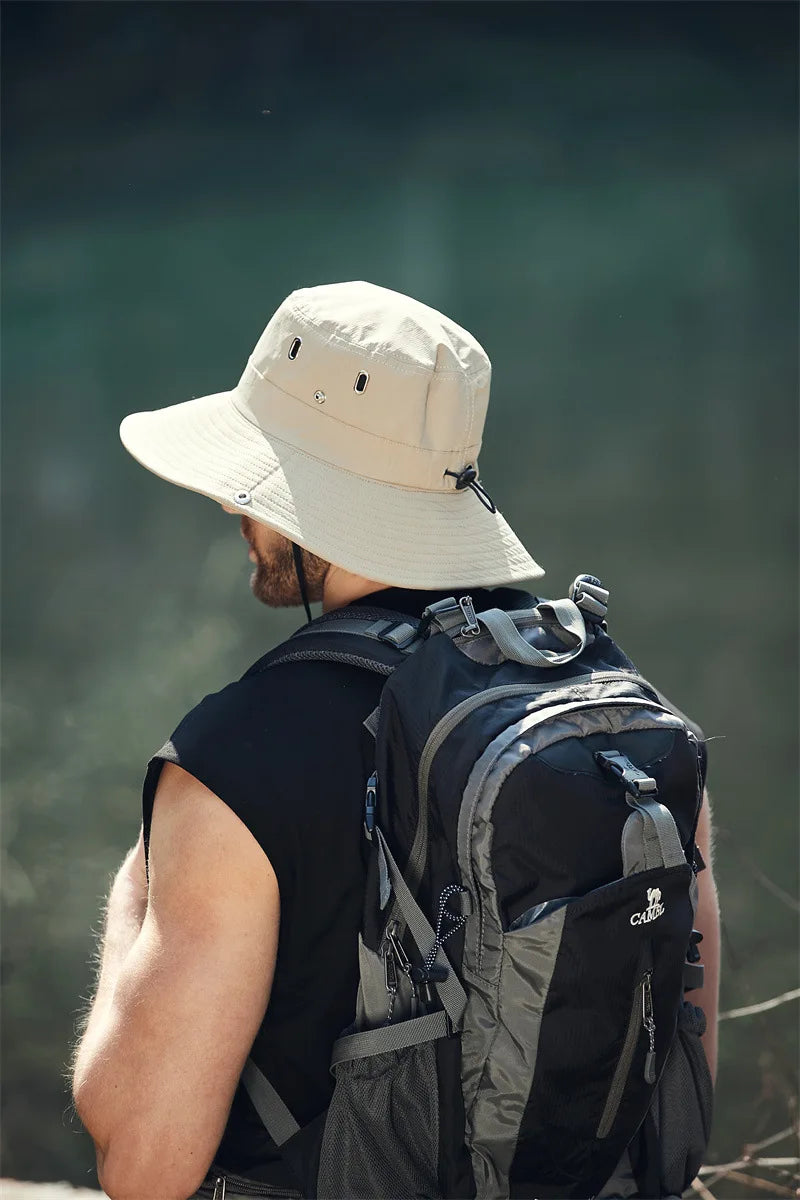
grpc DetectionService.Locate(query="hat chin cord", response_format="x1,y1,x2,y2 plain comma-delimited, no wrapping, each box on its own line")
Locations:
291,541,314,624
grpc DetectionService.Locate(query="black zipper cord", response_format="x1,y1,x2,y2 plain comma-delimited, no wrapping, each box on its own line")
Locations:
291,541,313,624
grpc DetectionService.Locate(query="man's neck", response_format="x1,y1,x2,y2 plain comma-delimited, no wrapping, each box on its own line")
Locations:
322,566,390,613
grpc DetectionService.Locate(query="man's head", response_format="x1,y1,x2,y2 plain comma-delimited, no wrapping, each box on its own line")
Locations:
121,281,544,602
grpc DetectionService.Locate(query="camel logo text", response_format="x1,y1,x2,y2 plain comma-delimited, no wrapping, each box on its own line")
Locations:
630,887,665,926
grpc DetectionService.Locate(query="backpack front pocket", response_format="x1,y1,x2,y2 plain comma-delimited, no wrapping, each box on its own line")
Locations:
468,863,695,1200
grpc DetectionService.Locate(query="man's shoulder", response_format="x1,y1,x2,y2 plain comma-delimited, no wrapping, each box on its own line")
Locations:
169,644,384,746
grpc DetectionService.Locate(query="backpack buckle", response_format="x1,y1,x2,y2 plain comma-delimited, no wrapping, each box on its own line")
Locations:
595,750,658,798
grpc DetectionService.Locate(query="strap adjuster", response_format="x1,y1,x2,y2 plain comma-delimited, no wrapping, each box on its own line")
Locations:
377,620,419,650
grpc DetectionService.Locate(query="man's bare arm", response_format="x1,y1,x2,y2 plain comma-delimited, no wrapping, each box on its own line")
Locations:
692,788,720,1082
72,763,280,1200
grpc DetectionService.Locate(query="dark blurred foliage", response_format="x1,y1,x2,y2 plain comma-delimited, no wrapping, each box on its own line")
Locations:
2,2,797,1191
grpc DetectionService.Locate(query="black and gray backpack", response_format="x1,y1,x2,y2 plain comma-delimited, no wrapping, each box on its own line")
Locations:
236,578,714,1200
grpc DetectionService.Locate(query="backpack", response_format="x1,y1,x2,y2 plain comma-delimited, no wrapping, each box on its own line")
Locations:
234,578,714,1200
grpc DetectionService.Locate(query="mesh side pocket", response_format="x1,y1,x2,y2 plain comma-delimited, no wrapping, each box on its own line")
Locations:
656,1001,714,1195
317,1039,441,1200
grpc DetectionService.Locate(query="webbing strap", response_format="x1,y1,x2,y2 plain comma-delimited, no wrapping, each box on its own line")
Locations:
240,1057,300,1147
291,615,420,651
476,599,587,668
624,795,686,872
330,1009,450,1068
375,827,468,1028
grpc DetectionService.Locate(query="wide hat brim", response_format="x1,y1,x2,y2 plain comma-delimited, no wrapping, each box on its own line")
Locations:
120,388,544,589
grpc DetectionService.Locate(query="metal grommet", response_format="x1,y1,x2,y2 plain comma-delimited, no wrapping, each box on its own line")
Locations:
234,490,252,505
314,390,326,404
354,371,369,394
288,337,302,360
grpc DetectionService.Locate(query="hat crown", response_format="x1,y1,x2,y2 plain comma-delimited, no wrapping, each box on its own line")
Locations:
234,281,491,492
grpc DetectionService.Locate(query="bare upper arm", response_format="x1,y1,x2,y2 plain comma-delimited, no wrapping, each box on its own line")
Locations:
695,785,714,871
99,762,280,1199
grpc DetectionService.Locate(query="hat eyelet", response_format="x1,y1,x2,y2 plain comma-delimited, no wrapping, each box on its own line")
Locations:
234,490,252,505
288,337,302,360
354,371,369,394
314,390,326,405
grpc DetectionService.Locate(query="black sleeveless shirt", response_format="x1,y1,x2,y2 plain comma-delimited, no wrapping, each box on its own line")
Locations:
141,587,529,1179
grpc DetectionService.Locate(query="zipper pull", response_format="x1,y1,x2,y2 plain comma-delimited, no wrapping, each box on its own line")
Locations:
458,595,480,637
364,772,378,838
642,971,657,1084
212,1178,226,1200
387,925,413,979
387,923,420,1017
382,928,398,1023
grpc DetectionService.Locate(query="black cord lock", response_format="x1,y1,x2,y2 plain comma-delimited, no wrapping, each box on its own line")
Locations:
443,465,497,513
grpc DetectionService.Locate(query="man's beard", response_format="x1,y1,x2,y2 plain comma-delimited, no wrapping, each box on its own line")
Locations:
242,518,328,608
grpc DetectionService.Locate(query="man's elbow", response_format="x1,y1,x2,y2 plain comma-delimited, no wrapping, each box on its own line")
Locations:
98,1138,209,1200
74,1085,207,1200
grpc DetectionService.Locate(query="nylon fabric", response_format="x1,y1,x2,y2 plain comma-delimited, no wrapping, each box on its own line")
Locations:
355,935,389,1030
457,700,684,983
464,908,567,1199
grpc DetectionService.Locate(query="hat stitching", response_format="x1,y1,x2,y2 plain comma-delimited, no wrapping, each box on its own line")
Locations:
187,396,488,500
248,436,492,501
235,369,482,460
286,299,491,379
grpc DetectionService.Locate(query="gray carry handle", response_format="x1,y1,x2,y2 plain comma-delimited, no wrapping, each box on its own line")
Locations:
476,598,588,668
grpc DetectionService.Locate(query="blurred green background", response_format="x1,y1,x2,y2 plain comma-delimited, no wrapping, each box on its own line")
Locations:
2,1,797,1192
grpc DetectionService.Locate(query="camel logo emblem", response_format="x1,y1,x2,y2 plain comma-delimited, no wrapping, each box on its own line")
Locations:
630,886,665,926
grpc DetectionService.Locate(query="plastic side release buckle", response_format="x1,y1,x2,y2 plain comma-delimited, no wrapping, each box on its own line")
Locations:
595,750,658,798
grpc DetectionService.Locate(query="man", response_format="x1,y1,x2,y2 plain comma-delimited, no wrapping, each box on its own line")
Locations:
72,282,719,1200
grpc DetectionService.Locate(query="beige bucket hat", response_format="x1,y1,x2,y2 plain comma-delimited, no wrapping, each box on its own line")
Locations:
120,281,544,588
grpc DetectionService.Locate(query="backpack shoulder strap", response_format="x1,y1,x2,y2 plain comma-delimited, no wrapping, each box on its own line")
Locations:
243,606,423,680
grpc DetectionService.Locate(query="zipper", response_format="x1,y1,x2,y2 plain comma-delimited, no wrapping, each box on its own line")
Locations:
596,949,656,1139
389,673,662,932
200,1172,301,1198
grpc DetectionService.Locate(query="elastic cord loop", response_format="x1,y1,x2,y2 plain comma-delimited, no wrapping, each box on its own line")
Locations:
443,466,497,514
291,542,313,624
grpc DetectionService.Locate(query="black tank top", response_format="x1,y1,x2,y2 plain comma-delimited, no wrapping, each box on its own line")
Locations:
141,587,529,1178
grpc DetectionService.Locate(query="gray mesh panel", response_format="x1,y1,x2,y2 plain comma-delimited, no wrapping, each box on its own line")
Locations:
317,1041,441,1199
655,1003,713,1195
